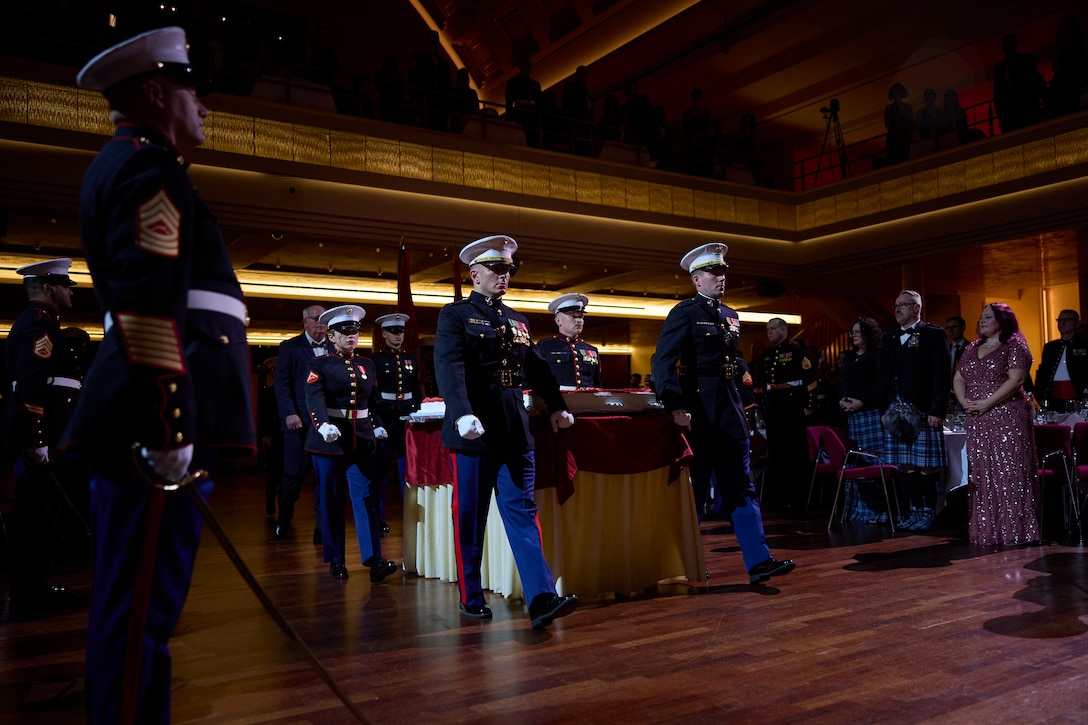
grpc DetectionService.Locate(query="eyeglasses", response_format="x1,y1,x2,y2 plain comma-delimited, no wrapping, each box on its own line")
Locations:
894,302,918,309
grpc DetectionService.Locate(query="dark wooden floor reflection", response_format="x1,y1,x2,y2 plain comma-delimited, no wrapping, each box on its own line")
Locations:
5,470,1088,724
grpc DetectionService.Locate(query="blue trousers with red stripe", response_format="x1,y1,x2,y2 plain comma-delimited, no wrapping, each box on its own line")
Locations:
84,461,213,725
451,449,557,607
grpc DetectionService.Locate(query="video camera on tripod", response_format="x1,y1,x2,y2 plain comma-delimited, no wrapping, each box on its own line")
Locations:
813,97,849,186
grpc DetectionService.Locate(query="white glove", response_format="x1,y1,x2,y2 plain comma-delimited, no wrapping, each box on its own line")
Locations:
373,426,389,440
550,410,575,432
23,446,49,464
141,444,194,482
456,414,485,439
318,422,341,443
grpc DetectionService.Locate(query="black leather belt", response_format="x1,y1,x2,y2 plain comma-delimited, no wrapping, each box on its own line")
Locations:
494,370,522,387
679,363,736,379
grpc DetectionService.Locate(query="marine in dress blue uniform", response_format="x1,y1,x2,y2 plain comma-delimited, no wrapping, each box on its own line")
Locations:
434,235,579,629
1034,310,1088,409
536,293,603,389
61,28,255,725
2,258,83,617
271,304,328,541
755,318,817,508
652,243,795,584
304,305,397,582
370,312,422,532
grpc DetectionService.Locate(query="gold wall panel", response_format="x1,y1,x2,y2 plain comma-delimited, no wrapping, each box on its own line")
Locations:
715,194,737,223
936,162,966,197
795,201,815,230
432,147,465,185
736,196,760,226
253,119,294,161
576,170,602,205
493,158,524,193
207,112,254,155
672,186,694,218
76,92,110,135
293,125,330,166
833,192,857,223
601,176,627,208
879,176,914,209
366,137,401,176
856,185,882,218
963,156,994,190
463,152,494,189
1055,127,1088,167
759,200,780,228
911,169,939,203
0,77,25,123
520,162,549,197
648,183,672,214
331,130,368,171
626,179,649,211
399,142,433,180
693,189,716,220
1023,138,1056,176
28,84,78,130
549,166,576,201
812,196,836,227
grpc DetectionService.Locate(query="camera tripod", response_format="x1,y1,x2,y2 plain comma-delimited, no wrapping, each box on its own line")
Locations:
813,99,850,187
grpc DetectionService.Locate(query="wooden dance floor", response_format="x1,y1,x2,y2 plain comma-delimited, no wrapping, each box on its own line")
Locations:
3,470,1088,724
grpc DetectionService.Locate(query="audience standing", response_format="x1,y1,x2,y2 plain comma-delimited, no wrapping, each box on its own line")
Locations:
884,82,915,164
874,290,951,531
1049,17,1088,118
1034,309,1088,410
954,303,1039,547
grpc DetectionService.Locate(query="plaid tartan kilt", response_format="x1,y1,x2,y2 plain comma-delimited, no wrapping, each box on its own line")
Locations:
881,408,946,469
847,409,883,454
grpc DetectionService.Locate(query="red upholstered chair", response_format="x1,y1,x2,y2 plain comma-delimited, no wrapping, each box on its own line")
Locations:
824,426,901,532
1070,422,1088,533
1034,423,1078,539
805,425,833,508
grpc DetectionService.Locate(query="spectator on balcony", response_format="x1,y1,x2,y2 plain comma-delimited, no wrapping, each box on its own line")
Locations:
937,89,970,143
562,65,596,157
505,57,543,147
308,25,338,87
884,82,915,164
682,88,715,177
620,77,655,150
1049,17,1087,118
993,34,1047,133
915,88,941,140
451,67,479,134
599,94,623,146
375,53,409,124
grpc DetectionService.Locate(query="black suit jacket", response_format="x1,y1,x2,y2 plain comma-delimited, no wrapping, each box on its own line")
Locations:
274,333,329,433
874,321,951,419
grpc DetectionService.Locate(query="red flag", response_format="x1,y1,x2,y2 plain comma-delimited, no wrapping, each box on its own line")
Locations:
397,239,432,394
452,256,463,301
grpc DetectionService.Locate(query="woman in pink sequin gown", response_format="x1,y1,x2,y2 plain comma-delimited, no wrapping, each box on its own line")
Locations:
953,303,1039,546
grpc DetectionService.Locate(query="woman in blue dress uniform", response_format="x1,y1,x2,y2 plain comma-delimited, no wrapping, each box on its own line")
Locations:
304,305,397,582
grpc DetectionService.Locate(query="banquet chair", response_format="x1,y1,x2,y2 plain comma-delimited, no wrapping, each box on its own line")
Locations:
1034,423,1078,541
824,426,901,532
1071,422,1088,535
805,425,832,508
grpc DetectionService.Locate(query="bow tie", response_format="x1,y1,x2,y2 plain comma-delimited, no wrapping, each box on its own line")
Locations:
310,341,325,348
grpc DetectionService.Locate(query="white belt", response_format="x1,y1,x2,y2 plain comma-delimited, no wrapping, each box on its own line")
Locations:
48,376,82,390
11,377,82,391
327,408,369,420
104,290,248,332
380,392,413,401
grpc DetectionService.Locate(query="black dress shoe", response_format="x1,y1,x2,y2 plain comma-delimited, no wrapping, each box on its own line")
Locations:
329,562,349,580
381,523,391,534
369,559,397,583
459,602,493,619
529,593,579,630
273,523,288,540
747,557,796,584
312,528,323,546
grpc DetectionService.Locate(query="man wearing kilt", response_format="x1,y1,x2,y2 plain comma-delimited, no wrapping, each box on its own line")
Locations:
873,290,951,531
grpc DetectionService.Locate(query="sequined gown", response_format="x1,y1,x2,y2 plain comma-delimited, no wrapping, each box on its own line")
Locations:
959,336,1039,546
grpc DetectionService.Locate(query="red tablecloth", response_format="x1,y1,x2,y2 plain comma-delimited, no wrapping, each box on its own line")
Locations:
405,414,692,504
